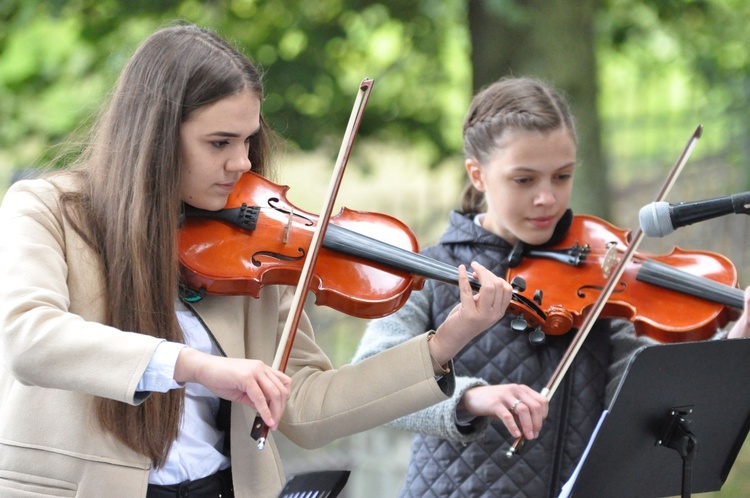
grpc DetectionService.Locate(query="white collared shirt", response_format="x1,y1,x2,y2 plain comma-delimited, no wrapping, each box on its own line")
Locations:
137,304,231,484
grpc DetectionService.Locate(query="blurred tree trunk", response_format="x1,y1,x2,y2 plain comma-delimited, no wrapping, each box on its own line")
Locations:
468,0,609,219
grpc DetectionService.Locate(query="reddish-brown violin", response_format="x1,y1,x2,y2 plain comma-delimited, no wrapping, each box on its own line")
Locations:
178,170,551,329
505,214,742,344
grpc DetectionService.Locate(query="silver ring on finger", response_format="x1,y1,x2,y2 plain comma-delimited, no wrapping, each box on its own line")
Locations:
510,399,521,414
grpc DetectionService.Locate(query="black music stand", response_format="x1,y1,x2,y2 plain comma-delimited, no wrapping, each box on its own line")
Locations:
277,470,350,497
563,337,750,498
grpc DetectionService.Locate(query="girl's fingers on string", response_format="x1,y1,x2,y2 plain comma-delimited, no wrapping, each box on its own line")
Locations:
470,261,513,317
456,264,473,308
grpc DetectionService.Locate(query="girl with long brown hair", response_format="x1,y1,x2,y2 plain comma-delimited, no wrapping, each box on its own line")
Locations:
0,24,514,498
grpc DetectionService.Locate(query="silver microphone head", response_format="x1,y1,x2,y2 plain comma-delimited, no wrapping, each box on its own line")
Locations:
638,201,674,237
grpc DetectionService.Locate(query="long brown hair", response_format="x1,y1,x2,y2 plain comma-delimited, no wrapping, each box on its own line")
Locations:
459,77,577,213
58,24,278,467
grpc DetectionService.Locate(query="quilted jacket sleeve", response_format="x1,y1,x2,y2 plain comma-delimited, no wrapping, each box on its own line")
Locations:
352,282,490,443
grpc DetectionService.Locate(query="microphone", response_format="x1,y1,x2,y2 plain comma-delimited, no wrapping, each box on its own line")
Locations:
639,191,750,237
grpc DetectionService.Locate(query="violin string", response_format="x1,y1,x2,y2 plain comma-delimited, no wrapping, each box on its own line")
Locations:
246,207,469,279
321,223,481,289
637,259,744,309
224,211,468,287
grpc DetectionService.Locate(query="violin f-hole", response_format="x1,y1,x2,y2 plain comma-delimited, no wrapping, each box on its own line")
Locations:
251,248,305,266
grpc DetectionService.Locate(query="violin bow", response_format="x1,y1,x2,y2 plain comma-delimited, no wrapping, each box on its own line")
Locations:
250,78,374,450
507,124,704,457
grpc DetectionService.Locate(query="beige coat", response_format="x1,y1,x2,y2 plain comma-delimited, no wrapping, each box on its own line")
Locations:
0,177,448,498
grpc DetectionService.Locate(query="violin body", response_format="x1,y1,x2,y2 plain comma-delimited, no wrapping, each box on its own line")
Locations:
507,215,739,343
179,172,424,318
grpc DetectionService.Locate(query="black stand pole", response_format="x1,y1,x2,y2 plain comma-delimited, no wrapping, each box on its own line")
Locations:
657,407,697,498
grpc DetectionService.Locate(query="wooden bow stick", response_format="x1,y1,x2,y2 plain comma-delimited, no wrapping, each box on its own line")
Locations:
250,78,374,449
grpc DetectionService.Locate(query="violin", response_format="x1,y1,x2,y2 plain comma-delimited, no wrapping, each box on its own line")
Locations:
506,214,742,344
178,170,552,331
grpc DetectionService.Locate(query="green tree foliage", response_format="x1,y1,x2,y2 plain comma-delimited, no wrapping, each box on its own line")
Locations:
2,1,747,170
0,0,471,174
466,0,607,217
599,0,750,174
0,0,177,170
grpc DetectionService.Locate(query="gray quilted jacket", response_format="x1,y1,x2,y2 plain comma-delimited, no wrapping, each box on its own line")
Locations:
353,210,655,497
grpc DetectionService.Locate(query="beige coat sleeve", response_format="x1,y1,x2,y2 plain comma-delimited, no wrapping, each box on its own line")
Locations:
195,280,453,451
0,179,161,405
272,285,451,449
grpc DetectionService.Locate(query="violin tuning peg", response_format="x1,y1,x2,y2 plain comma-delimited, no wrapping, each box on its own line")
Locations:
511,276,527,293
528,326,546,346
511,317,528,332
533,289,543,305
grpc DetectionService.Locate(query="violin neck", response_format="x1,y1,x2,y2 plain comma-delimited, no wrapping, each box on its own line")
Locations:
323,224,481,291
636,259,744,310
182,204,481,290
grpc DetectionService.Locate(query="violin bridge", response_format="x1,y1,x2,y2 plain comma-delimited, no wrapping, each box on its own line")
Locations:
601,242,618,278
283,207,294,244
